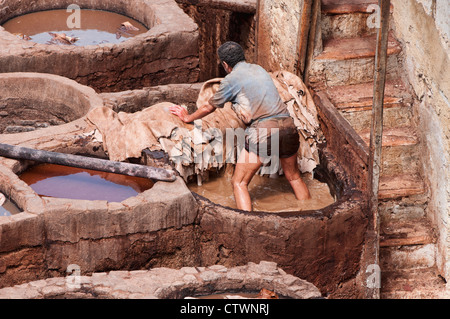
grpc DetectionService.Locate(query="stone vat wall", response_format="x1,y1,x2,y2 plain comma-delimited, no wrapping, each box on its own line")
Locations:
0,0,200,92
311,90,372,298
256,0,302,73
0,261,322,299
100,82,204,114
313,91,369,192
194,146,367,298
0,73,103,134
0,165,199,288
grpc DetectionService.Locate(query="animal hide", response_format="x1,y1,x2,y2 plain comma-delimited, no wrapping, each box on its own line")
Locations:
86,71,323,181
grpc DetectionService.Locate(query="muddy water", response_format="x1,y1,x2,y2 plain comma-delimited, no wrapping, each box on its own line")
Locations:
189,173,336,212
19,163,154,202
2,9,148,46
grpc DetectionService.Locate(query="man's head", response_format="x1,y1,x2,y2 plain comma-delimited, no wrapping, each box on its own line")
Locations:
218,41,246,71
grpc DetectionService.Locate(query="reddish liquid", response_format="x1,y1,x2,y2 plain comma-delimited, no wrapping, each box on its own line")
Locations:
19,163,153,202
2,9,148,46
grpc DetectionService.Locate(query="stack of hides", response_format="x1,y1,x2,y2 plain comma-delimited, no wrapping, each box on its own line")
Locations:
86,71,323,181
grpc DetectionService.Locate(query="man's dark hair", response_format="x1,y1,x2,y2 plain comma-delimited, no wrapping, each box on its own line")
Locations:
218,41,246,68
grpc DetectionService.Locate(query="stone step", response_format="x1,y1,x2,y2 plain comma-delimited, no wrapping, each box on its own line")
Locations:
308,35,401,87
378,174,426,200
321,11,378,41
314,33,401,61
378,192,428,226
380,218,436,248
380,267,446,299
309,54,401,87
381,144,421,176
325,80,412,112
359,127,418,147
359,127,421,176
341,105,413,133
380,243,436,271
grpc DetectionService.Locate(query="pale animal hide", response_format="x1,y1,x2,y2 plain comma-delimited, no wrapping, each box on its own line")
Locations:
86,71,323,181
270,70,324,173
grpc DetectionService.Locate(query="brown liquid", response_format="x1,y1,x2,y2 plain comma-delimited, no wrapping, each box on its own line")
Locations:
2,9,148,46
19,163,154,202
189,173,335,212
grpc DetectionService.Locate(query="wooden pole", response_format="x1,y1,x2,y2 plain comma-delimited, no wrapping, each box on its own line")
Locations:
303,0,321,84
0,143,177,182
365,0,391,299
296,0,313,77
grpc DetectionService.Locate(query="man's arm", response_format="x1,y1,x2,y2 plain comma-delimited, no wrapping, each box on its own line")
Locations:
169,103,216,123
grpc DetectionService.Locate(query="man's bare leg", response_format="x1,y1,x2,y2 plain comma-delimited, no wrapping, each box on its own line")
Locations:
280,154,311,200
231,149,262,211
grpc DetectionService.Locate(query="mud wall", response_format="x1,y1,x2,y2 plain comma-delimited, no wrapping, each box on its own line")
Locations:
256,0,302,73
390,0,450,281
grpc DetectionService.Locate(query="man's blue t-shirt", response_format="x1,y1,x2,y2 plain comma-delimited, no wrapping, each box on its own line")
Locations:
209,61,289,124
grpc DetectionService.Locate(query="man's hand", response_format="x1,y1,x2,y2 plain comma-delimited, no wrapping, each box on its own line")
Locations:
170,103,216,123
169,105,191,123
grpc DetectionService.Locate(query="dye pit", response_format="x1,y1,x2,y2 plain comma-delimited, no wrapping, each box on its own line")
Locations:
19,163,154,202
188,172,335,212
2,9,148,46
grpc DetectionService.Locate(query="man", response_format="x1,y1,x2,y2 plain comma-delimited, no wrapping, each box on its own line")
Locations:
170,41,310,211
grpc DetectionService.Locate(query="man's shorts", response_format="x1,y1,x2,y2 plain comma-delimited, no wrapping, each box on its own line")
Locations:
244,116,300,159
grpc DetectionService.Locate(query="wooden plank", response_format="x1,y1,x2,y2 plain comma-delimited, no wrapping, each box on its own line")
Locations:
325,80,410,109
314,33,401,61
380,235,435,247
378,174,425,199
359,127,418,147
380,218,436,246
176,0,257,13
